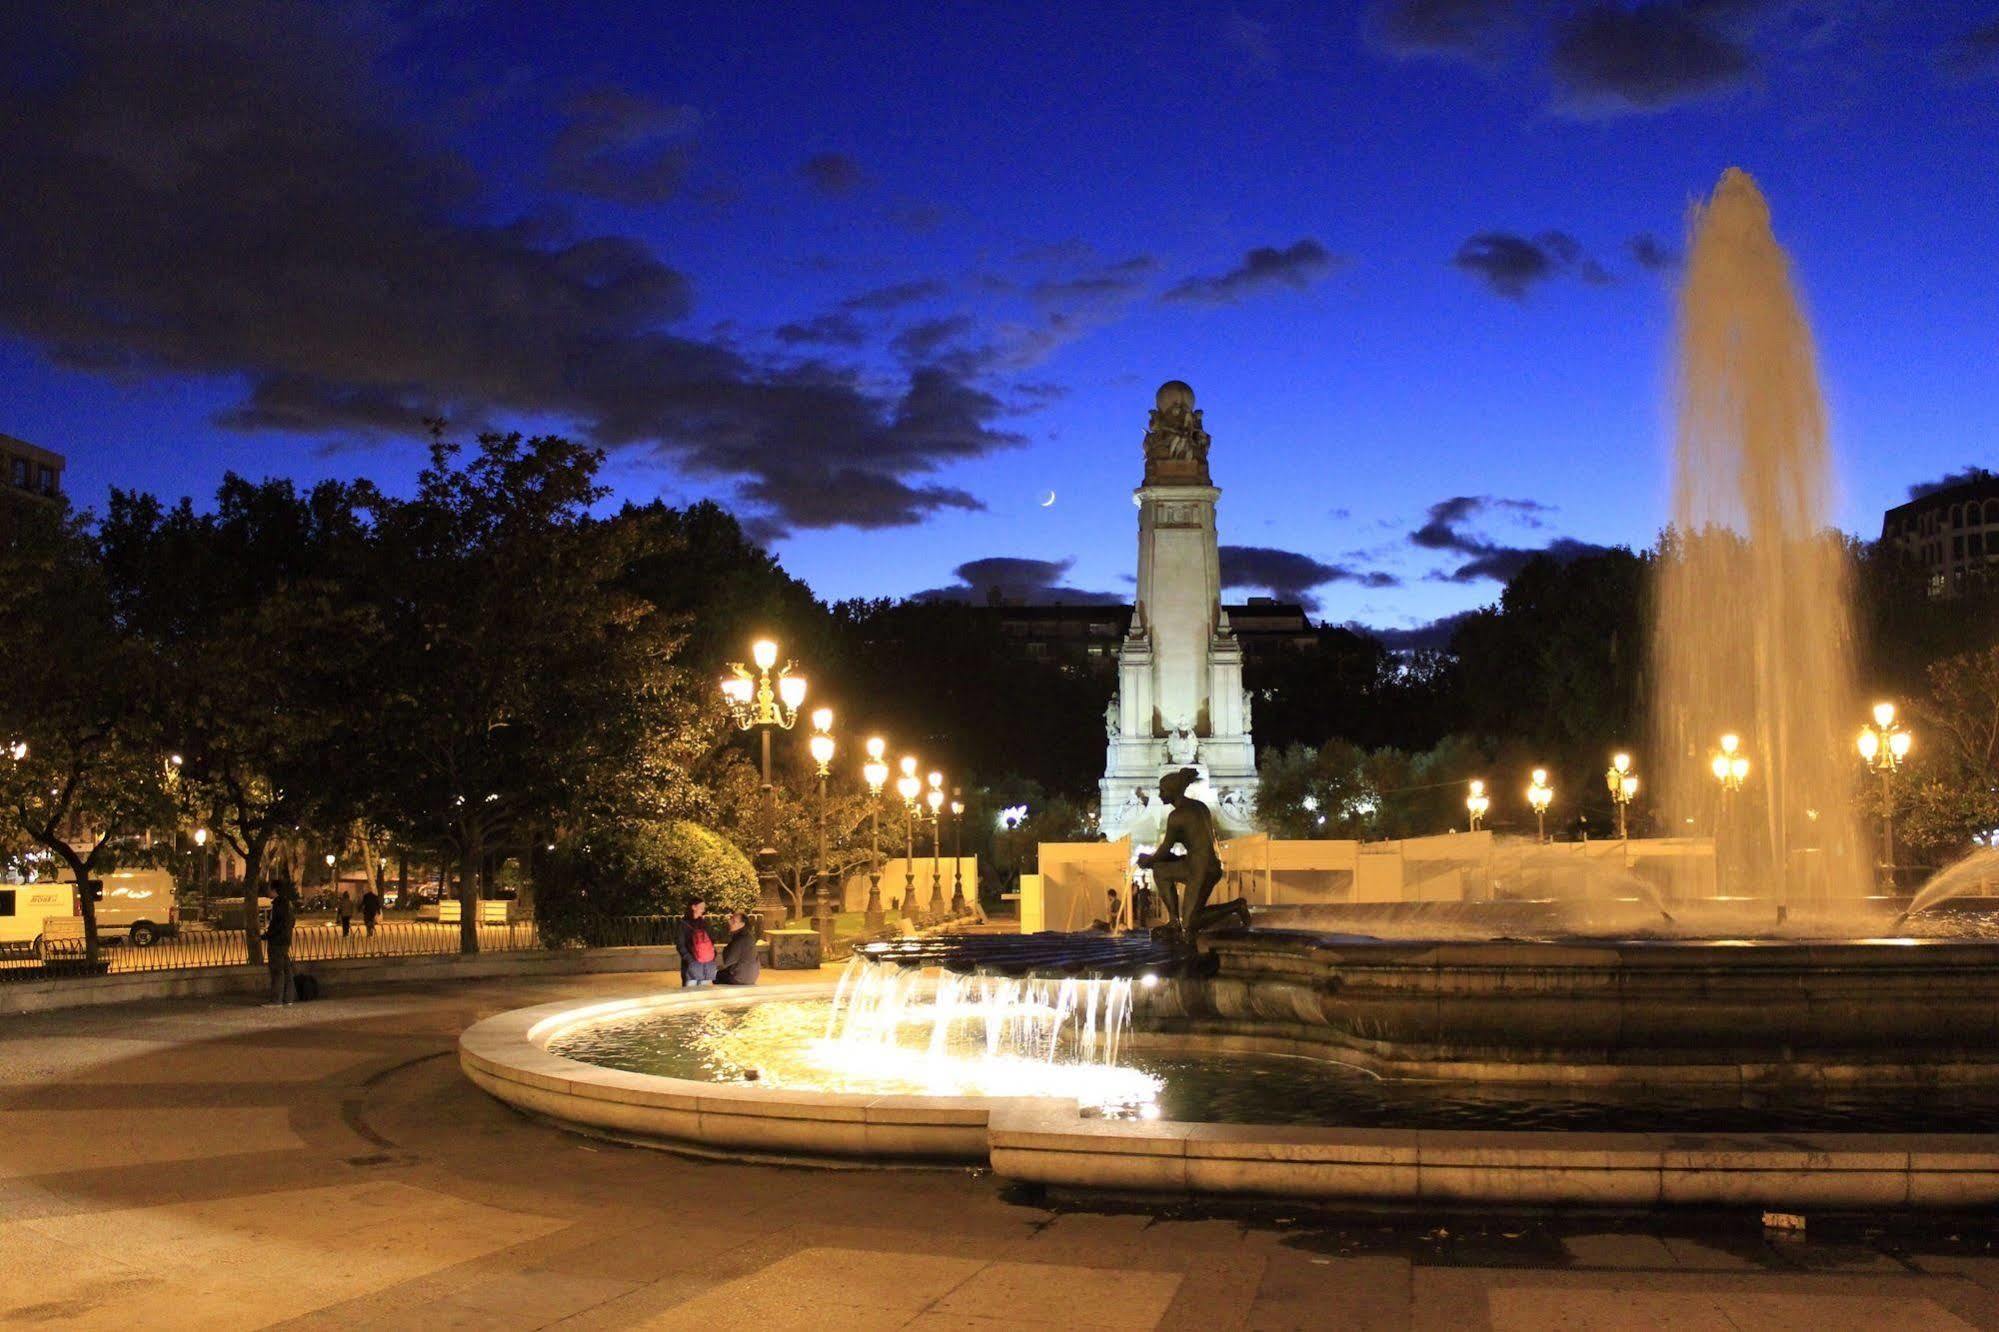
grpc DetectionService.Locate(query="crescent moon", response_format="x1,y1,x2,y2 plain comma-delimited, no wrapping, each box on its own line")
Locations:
1040,490,1057,507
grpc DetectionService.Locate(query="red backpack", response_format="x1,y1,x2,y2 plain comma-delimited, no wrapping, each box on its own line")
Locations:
690,924,715,963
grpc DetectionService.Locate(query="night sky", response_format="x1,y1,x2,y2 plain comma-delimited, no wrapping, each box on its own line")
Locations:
3,2,1996,643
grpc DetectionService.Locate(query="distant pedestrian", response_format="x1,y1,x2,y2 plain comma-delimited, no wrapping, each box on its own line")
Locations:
263,878,297,1005
677,898,718,988
336,888,354,937
360,888,381,936
716,911,760,986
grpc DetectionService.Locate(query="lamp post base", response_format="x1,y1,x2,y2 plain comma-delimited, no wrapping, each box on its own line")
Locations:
864,873,884,933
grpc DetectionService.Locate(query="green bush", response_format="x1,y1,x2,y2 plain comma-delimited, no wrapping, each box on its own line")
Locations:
535,818,757,945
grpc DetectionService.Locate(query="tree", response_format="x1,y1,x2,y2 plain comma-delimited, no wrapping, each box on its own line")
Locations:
368,430,704,952
99,477,383,961
0,500,171,957
1894,645,1999,862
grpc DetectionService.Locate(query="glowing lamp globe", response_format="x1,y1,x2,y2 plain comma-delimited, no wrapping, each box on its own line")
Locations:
752,639,778,671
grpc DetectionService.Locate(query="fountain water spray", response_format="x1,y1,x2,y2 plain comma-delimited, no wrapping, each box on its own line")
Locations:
1652,168,1869,905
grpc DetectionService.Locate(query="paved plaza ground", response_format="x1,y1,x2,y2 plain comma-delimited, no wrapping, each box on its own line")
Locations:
4,968,1998,1330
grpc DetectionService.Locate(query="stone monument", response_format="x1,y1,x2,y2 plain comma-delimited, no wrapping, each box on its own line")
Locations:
1099,381,1259,839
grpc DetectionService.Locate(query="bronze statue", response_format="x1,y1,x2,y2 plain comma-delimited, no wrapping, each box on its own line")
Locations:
1134,767,1250,946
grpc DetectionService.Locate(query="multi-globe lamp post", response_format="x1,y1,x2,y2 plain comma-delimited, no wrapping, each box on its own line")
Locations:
1465,780,1489,832
950,796,966,916
807,707,836,947
1526,769,1554,843
1606,753,1638,841
896,756,921,918
862,737,889,930
1857,701,1913,890
721,637,808,922
1710,733,1750,894
926,772,945,917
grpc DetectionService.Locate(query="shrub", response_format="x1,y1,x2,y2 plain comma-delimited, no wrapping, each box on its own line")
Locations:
536,818,758,945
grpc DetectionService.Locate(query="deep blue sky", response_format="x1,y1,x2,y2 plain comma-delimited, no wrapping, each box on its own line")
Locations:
3,2,1996,640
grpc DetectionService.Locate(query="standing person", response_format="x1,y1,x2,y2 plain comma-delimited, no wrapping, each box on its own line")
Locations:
716,911,760,986
336,888,354,937
360,887,382,937
676,899,718,988
262,878,297,1005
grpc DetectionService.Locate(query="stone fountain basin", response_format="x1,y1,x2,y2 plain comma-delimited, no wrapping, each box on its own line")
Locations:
1149,930,1999,1085
460,981,1999,1209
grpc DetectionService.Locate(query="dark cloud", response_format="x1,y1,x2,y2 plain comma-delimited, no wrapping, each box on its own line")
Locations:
839,279,948,312
547,87,698,204
773,311,867,347
890,316,976,362
916,556,1124,605
1410,495,1552,552
1219,544,1399,612
1408,496,1602,582
1436,536,1610,583
1908,466,1998,501
1452,230,1610,298
1031,256,1158,306
1941,18,1999,81
1162,239,1345,305
1361,609,1482,652
799,151,866,195
1550,3,1762,114
1367,0,1520,64
1627,232,1681,271
888,200,948,233
0,7,1016,536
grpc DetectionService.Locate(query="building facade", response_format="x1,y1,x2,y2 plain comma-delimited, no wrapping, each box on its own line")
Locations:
1880,471,1999,598
0,433,64,504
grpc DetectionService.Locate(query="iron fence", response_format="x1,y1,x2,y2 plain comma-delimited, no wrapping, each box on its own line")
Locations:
0,914,683,983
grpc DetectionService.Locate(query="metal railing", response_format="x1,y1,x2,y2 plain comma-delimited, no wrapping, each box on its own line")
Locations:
0,914,681,983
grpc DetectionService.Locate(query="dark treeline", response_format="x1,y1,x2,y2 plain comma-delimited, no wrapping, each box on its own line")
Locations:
1250,541,1999,863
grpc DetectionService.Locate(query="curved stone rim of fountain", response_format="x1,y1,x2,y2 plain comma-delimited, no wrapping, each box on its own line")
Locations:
459,982,1999,1209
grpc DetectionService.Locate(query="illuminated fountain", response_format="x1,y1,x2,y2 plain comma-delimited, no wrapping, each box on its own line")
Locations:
461,169,1999,1207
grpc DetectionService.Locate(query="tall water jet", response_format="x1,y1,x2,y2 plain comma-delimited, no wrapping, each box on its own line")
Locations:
1652,168,1870,903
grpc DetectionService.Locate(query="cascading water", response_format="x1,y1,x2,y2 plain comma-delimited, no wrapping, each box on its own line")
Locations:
676,956,1161,1110
1652,168,1871,904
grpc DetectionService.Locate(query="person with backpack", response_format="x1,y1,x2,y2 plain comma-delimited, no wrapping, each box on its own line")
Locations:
262,877,297,1005
677,898,718,987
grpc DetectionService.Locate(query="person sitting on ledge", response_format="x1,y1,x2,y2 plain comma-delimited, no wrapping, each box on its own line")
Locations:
716,911,760,985
1134,767,1251,944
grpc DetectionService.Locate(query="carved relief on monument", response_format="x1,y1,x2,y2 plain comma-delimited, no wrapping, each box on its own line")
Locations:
1142,380,1212,485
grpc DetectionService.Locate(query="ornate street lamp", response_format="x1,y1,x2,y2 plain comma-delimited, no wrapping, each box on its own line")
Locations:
807,707,836,946
1526,769,1554,843
925,772,945,918
949,796,967,916
862,737,889,930
1466,779,1489,832
1710,733,1749,793
193,827,209,919
1858,701,1913,890
896,756,921,918
1710,733,1750,894
1606,752,1638,841
721,638,807,922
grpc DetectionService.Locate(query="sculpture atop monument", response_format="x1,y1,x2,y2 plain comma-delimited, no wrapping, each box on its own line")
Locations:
1100,380,1259,840
1142,380,1212,485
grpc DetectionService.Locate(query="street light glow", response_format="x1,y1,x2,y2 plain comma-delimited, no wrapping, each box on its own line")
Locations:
752,639,778,671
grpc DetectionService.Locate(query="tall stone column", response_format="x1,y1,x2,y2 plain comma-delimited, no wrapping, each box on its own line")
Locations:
1100,382,1260,840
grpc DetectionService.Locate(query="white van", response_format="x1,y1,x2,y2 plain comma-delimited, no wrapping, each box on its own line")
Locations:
0,883,78,958
0,870,181,953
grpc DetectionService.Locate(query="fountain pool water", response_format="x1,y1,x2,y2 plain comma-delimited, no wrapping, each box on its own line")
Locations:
538,955,1999,1133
